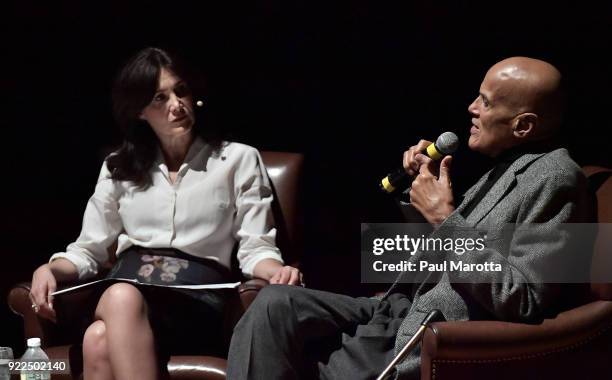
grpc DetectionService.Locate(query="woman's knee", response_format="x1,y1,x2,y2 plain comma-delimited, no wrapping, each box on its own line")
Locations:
83,320,108,362
97,283,146,317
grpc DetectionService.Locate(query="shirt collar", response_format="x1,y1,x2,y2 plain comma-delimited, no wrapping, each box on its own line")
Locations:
183,137,207,165
155,137,209,176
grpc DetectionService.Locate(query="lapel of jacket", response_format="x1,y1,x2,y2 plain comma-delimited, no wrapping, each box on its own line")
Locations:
454,168,492,216
462,152,547,225
383,151,549,299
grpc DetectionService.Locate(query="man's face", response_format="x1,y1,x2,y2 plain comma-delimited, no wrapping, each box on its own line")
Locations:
467,68,520,157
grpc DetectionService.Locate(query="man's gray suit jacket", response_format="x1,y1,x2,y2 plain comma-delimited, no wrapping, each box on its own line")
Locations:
385,148,594,379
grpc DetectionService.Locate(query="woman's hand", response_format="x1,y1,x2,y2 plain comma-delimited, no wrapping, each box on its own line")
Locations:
253,258,304,286
29,258,79,323
269,265,303,286
30,264,58,322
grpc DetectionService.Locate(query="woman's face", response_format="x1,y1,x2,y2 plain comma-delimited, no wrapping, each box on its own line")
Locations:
139,67,195,139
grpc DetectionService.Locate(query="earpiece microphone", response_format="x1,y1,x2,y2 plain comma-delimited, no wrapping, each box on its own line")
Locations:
380,131,459,195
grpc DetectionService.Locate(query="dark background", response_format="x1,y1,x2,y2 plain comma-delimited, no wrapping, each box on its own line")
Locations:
1,0,611,353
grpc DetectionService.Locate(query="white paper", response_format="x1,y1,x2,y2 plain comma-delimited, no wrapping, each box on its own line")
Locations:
51,278,241,296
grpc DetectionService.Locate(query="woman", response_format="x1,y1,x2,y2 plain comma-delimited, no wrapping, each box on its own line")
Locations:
29,47,302,380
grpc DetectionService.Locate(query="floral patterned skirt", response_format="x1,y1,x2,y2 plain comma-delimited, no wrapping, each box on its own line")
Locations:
107,246,232,286
103,246,236,357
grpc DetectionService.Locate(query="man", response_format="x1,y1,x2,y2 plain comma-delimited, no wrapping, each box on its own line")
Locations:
226,57,594,379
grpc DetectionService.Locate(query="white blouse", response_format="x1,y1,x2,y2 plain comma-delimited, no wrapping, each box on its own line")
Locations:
50,138,284,280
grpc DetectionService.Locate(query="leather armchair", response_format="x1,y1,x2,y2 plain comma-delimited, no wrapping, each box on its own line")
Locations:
8,151,304,380
419,166,612,380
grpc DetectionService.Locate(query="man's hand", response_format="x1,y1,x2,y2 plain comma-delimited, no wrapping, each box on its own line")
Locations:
409,154,455,225
403,139,433,176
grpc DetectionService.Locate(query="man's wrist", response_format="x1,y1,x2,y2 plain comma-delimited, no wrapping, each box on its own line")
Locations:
435,204,455,225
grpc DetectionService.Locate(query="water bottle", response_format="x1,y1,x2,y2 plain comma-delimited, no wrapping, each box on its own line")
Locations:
20,338,50,380
0,347,13,380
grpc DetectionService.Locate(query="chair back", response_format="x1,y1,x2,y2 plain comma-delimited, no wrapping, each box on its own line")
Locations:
260,151,304,267
584,166,612,300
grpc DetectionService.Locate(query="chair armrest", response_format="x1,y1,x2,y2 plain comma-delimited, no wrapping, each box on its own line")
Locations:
224,279,268,330
423,300,612,359
420,301,612,380
8,281,99,347
167,356,227,380
238,278,268,309
8,282,48,342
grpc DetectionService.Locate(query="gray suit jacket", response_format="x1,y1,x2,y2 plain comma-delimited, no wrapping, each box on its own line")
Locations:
386,148,594,379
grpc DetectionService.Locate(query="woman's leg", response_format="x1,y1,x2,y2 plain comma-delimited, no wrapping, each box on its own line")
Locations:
83,320,114,380
93,283,160,380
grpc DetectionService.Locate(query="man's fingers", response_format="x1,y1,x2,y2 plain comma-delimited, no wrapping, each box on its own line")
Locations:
439,156,453,184
403,150,416,176
416,154,433,175
409,151,419,174
415,153,431,165
404,140,434,176
413,140,434,172
405,147,420,176
415,140,433,153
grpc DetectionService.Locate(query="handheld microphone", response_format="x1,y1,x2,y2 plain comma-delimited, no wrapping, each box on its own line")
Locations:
380,131,459,195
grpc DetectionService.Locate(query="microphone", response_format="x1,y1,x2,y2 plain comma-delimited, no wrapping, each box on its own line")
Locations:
380,131,459,195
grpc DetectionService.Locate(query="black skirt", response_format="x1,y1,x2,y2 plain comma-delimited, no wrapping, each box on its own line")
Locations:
59,246,237,361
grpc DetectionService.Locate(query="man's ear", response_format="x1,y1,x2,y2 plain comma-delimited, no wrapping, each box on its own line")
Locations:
138,112,146,120
513,113,538,139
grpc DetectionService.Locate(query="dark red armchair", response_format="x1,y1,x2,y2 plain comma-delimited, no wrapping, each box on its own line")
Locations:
419,166,612,379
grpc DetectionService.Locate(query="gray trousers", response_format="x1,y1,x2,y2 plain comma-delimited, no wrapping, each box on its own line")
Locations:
227,285,413,380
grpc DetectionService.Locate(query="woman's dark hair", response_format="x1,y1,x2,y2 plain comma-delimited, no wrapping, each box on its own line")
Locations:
107,47,222,187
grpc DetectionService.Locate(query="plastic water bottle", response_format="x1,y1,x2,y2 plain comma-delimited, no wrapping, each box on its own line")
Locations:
0,347,13,380
20,338,50,380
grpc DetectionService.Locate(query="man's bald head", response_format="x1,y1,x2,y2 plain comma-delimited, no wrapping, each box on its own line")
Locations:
468,57,565,157
486,57,564,137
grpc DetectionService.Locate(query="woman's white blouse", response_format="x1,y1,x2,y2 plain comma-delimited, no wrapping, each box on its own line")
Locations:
50,139,284,280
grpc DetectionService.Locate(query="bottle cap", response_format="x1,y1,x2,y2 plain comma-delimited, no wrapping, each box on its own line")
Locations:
27,338,41,347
